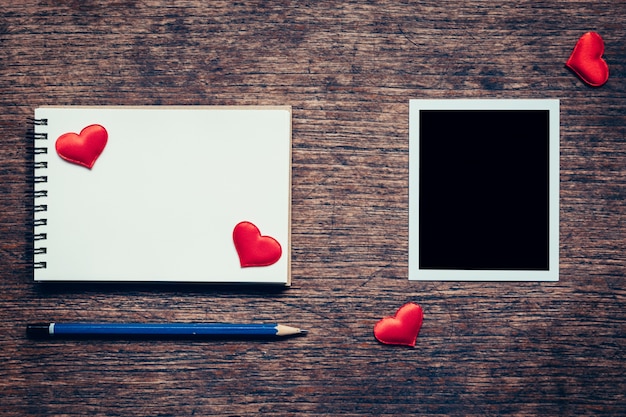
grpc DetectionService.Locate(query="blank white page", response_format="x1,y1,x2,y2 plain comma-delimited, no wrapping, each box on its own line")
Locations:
34,106,291,284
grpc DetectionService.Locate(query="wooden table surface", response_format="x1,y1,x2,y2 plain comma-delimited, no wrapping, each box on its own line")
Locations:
1,1,625,416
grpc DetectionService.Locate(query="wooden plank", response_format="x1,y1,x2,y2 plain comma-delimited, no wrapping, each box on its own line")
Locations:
0,0,625,415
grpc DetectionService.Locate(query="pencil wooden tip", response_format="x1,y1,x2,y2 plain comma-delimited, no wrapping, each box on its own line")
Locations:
276,324,307,336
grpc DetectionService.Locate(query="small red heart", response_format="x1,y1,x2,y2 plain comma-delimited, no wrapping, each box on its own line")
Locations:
55,124,108,169
233,221,282,267
374,302,424,347
565,32,609,87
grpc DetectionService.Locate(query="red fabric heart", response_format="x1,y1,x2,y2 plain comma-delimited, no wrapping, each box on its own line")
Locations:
565,31,609,87
55,124,108,169
233,221,282,267
374,302,424,347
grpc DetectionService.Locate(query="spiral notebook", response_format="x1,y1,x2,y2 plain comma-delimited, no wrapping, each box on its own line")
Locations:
33,106,292,284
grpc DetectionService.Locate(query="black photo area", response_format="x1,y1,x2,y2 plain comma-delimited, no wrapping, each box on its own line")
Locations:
418,110,550,270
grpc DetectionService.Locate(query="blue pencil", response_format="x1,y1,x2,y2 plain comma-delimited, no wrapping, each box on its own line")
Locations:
27,322,306,338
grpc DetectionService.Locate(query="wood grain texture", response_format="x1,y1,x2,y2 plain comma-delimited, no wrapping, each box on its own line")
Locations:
1,0,625,415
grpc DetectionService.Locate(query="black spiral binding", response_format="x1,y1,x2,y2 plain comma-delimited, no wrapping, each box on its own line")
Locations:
33,117,48,270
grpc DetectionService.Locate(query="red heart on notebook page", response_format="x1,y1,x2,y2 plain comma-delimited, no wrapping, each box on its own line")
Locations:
233,221,282,267
55,124,108,169
565,31,609,87
374,302,424,347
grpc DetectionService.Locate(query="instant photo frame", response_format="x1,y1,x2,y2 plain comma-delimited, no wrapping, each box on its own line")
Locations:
409,99,559,281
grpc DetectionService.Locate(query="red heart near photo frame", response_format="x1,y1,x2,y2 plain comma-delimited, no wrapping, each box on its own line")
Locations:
233,221,282,267
565,31,609,87
55,124,108,169
374,302,424,347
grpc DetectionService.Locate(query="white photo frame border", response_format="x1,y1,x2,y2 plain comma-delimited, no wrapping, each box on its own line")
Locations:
408,99,559,281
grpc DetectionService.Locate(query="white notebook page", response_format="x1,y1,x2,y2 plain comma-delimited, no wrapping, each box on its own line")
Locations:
34,106,291,284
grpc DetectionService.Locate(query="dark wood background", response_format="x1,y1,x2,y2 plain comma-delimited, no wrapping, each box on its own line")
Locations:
1,1,625,416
